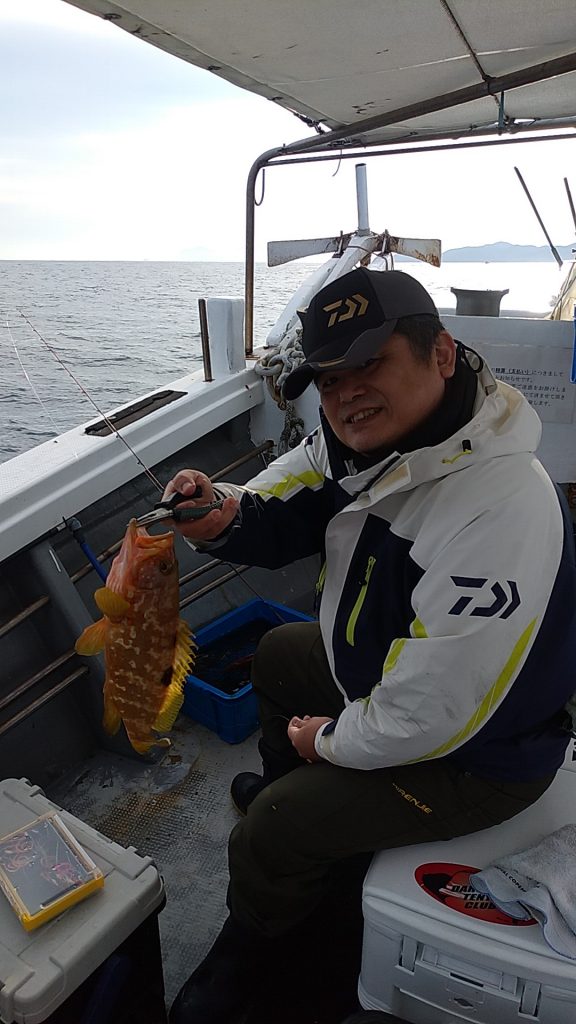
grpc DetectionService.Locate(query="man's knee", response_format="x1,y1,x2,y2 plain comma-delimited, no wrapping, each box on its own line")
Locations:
251,621,320,696
229,782,311,880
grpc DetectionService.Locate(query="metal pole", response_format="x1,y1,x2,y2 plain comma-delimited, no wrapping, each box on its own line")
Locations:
0,651,76,712
0,596,49,638
198,298,213,381
279,51,576,157
260,130,576,171
210,439,274,480
179,566,249,609
0,669,87,738
355,164,370,234
245,146,287,357
514,166,563,268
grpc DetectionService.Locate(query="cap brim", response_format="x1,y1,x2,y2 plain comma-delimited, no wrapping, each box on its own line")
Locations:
282,320,396,401
282,363,316,401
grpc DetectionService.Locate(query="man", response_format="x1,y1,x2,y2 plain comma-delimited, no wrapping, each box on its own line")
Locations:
168,268,576,1023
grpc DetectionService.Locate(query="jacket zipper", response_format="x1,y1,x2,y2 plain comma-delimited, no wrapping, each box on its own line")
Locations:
314,562,327,613
346,555,376,646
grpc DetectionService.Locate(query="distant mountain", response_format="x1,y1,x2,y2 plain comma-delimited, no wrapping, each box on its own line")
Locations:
442,241,575,262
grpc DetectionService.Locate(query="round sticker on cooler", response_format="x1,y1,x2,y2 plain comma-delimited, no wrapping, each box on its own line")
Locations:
414,862,537,926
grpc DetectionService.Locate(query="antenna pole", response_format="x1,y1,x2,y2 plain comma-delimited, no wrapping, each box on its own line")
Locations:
355,163,370,235
514,166,563,269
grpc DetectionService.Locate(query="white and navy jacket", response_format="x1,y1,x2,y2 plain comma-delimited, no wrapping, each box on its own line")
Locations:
202,361,576,781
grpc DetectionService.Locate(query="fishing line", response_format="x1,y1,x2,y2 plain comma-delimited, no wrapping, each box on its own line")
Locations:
221,561,293,627
16,308,164,494
5,317,69,444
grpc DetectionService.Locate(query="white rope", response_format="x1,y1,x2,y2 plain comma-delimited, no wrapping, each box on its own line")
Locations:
254,330,305,410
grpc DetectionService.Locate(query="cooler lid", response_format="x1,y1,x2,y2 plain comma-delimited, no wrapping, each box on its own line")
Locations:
363,768,576,960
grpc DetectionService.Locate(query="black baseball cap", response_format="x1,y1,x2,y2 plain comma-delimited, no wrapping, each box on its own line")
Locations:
282,267,439,400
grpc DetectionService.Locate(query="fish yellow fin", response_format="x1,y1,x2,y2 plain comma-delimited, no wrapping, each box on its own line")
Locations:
75,618,108,656
102,693,122,735
152,620,196,734
95,586,130,618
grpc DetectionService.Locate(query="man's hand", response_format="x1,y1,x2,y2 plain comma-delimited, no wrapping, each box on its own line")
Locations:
163,470,239,541
287,715,333,762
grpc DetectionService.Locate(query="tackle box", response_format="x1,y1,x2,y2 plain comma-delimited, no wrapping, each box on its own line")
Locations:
182,598,313,743
359,768,576,1023
0,777,166,1024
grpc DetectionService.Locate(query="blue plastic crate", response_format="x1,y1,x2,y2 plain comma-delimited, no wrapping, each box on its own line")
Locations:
182,599,313,743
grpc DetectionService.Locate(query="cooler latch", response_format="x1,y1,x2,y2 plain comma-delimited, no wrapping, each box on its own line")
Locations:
399,936,418,972
520,979,541,1018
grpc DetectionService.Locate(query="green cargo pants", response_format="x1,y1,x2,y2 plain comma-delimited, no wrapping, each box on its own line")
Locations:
228,622,554,937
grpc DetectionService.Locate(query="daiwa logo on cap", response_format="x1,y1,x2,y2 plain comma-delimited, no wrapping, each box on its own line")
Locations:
323,293,369,328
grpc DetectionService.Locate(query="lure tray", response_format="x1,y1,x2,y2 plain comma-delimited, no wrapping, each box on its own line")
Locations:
182,598,313,743
0,813,104,932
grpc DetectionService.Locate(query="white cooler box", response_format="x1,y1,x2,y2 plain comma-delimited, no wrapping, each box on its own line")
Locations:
0,777,165,1024
562,738,576,770
360,768,576,1023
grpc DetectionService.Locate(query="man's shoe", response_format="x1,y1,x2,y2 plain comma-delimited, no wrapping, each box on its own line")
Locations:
230,771,268,815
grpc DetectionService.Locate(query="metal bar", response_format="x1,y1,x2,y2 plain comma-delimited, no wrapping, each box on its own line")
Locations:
0,668,88,738
262,130,576,170
439,0,495,97
0,651,77,712
210,440,274,481
355,164,369,234
278,51,576,156
179,566,249,609
0,596,50,639
245,163,259,356
198,298,213,382
178,559,221,589
244,128,575,351
514,166,563,268
245,147,286,356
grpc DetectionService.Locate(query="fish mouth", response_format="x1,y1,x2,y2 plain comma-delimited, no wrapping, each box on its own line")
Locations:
106,519,176,594
124,519,175,561
128,518,174,548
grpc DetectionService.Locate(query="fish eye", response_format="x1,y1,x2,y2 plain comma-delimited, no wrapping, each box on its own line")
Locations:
158,560,173,574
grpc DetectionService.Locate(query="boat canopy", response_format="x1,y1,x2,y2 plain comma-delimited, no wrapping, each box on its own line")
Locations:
64,0,576,152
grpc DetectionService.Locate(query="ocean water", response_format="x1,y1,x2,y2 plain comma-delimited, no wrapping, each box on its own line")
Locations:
0,258,569,463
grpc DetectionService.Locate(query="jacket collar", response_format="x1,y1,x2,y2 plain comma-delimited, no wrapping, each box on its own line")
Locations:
333,359,541,499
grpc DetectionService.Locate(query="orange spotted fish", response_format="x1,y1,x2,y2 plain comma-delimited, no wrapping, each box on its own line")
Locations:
75,519,194,754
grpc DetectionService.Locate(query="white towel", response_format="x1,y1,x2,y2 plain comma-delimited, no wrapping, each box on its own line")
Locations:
471,823,576,958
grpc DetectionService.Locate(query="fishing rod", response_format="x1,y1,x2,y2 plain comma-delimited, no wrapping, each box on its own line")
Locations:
514,166,564,269
12,310,288,620
16,308,165,493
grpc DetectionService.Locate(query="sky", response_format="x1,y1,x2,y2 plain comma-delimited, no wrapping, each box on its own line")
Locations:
1,0,576,261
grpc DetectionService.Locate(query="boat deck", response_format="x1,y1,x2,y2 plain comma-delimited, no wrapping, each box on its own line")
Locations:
49,718,258,1005
48,716,363,1024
